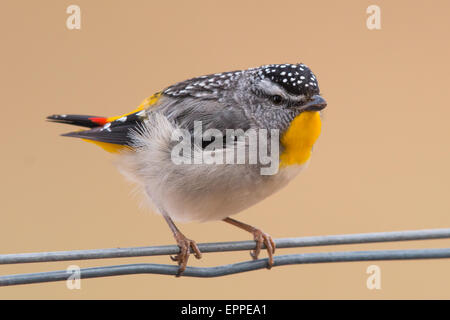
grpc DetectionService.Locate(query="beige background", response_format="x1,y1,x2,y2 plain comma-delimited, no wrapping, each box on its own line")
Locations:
0,0,449,299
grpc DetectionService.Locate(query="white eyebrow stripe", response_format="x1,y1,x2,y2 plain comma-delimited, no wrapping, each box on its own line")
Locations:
257,78,306,102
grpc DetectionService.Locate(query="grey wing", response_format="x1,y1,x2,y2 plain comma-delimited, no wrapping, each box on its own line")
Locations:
154,96,250,133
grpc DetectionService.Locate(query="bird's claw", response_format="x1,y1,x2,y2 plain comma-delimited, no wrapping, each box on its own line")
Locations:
170,233,202,277
250,229,276,269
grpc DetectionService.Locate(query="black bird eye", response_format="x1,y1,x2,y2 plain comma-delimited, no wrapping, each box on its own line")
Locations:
270,95,283,105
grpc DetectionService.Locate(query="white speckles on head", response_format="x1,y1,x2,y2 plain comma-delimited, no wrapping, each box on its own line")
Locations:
256,63,319,96
163,63,319,98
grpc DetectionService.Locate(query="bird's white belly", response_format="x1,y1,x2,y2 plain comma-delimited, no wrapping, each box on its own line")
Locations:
157,163,306,222
116,113,307,222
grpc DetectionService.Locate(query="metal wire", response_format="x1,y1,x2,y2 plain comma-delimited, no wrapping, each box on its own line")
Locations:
1,228,450,286
2,228,450,264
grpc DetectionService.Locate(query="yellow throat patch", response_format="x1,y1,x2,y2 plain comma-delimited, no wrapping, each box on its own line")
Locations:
280,111,322,167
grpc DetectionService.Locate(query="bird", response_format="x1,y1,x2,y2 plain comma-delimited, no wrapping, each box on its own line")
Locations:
47,63,327,276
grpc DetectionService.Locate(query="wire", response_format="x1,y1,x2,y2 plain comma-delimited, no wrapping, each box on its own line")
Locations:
2,248,450,286
1,228,450,286
1,228,450,264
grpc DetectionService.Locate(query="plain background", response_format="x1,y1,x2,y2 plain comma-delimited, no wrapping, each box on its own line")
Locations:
0,0,449,299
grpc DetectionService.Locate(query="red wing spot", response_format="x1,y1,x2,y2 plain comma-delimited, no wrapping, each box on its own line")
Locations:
89,117,108,126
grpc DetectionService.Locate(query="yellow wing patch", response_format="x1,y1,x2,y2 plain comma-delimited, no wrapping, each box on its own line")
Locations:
83,92,161,153
105,92,161,123
280,111,322,167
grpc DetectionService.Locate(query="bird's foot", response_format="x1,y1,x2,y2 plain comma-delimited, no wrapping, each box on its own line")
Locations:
250,229,276,269
170,232,202,277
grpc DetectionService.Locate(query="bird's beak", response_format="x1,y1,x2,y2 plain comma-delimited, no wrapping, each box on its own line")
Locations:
301,95,327,112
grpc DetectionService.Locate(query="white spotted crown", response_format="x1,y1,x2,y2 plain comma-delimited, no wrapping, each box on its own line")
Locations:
163,63,319,98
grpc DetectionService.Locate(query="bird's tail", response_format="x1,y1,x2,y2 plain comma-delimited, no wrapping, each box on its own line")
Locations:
47,114,109,128
47,92,162,153
47,114,134,153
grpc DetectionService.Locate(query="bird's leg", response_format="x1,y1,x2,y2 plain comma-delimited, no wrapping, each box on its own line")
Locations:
162,212,202,277
223,217,276,269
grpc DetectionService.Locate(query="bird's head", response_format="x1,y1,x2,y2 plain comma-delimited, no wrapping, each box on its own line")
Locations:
236,63,327,132
162,63,326,134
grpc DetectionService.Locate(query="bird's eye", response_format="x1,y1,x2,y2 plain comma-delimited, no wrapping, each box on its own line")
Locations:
270,95,283,105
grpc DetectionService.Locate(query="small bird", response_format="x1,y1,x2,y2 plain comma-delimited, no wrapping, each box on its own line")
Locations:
48,63,327,275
